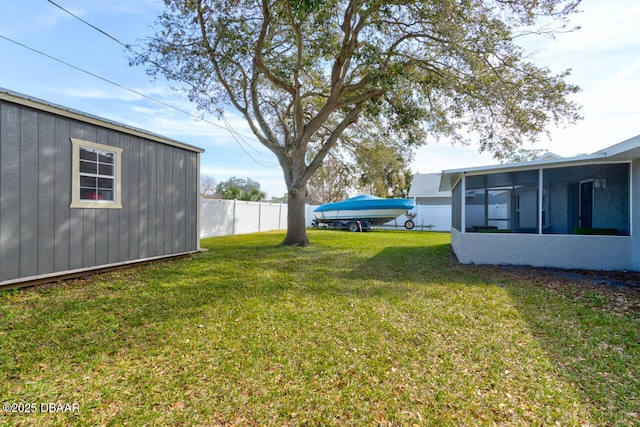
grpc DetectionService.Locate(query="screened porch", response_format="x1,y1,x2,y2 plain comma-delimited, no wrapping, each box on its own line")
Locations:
452,163,630,236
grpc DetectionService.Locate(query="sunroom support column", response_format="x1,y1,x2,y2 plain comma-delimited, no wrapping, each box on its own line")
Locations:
538,168,543,234
461,174,466,233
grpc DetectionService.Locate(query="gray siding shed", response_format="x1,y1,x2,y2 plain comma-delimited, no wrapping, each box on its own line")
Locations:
0,89,204,288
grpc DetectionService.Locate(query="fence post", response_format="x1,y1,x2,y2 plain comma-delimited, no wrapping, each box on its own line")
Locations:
258,201,262,232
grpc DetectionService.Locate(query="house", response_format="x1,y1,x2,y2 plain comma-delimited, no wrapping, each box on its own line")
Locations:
439,135,640,272
409,173,452,205
407,173,451,231
0,89,204,289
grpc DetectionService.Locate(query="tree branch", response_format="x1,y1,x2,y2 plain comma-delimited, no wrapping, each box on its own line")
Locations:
254,0,295,95
302,102,366,184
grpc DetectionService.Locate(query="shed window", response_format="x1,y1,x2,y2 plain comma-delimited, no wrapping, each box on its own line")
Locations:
70,139,123,209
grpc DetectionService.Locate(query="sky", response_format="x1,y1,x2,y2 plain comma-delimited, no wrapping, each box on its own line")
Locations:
1,0,639,199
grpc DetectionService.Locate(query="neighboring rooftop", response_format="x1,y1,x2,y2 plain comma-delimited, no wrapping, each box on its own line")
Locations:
409,173,451,198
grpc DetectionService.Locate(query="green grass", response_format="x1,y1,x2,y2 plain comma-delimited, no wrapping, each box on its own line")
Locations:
1,230,638,426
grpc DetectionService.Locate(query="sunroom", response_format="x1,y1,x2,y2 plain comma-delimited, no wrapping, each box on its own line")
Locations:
440,135,640,272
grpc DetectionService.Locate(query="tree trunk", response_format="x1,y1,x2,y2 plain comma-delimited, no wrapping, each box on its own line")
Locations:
282,189,309,246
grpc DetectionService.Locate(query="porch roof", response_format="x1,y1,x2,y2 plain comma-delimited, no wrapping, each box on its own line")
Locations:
439,134,640,191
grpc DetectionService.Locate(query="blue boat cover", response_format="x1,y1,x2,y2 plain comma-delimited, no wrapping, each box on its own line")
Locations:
313,194,415,212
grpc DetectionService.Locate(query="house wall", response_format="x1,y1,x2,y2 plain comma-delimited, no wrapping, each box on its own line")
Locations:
514,187,538,231
593,164,630,234
415,196,451,206
0,99,200,286
547,180,569,233
545,164,630,234
450,228,633,271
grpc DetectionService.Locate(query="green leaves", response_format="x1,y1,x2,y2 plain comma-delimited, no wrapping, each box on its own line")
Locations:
140,0,580,153
287,0,327,19
215,176,267,201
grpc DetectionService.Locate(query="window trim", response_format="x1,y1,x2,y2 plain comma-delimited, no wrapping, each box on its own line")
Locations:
70,138,123,209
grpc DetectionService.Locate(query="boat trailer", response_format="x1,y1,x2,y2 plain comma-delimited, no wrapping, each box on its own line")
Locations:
311,219,373,232
311,211,417,232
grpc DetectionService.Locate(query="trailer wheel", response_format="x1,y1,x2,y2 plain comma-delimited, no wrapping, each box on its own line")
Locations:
348,222,360,232
404,220,415,230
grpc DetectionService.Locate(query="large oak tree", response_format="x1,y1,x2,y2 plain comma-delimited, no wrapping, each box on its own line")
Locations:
138,0,581,246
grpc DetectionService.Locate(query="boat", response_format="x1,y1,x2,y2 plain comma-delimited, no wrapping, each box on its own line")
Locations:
312,194,416,231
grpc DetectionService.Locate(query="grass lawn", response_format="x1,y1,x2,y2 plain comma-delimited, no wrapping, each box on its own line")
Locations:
1,230,638,426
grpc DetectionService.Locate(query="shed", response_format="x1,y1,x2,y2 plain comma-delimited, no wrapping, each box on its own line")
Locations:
440,135,640,272
0,89,204,289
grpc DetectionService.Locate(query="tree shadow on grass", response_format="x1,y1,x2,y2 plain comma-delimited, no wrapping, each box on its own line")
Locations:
4,236,638,424
1,241,462,375
341,243,640,424
341,242,481,286
1,255,272,374
473,264,640,425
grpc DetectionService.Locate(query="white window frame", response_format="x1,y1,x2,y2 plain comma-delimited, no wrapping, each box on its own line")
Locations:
70,138,123,209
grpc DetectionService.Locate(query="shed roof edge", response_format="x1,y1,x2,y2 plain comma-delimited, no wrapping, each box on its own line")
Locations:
0,88,204,153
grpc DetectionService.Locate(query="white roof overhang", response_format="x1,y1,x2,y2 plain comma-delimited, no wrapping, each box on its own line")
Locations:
439,134,640,192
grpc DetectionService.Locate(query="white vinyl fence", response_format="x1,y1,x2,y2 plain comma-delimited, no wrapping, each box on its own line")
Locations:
380,205,451,232
200,199,287,238
201,199,451,238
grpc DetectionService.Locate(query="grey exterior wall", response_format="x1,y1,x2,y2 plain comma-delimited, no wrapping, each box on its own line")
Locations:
0,98,200,286
633,159,640,271
415,196,452,206
544,164,630,234
547,180,568,233
593,164,630,234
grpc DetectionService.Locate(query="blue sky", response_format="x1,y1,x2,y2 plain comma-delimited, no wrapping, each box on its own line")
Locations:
1,0,639,198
